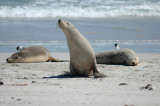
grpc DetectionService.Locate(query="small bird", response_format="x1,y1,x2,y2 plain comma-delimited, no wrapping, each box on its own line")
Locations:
115,43,119,49
17,46,25,51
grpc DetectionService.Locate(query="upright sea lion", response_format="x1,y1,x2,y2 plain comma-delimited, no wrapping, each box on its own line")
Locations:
96,49,139,66
58,19,106,78
6,46,66,63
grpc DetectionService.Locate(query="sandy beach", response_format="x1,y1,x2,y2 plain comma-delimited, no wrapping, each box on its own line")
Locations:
0,52,160,106
1,0,160,105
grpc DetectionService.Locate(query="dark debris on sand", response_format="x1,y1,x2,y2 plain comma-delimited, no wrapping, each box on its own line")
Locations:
0,81,4,85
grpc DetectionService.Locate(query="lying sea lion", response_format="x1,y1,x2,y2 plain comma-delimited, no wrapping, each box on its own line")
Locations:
96,49,139,66
58,19,106,78
6,46,67,63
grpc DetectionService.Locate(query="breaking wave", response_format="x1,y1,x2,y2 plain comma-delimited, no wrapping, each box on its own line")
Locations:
0,0,160,18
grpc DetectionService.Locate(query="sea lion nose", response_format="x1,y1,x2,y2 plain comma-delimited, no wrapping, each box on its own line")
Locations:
17,46,19,50
6,58,8,62
132,62,136,66
58,19,61,23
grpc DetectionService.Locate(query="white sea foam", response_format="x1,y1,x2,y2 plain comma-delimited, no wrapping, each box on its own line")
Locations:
0,0,160,18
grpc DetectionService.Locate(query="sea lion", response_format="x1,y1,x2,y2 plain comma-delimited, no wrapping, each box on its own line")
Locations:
96,49,139,66
58,19,106,78
6,46,65,63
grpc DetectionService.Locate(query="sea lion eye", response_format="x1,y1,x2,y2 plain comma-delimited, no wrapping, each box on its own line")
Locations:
67,23,69,25
14,56,18,59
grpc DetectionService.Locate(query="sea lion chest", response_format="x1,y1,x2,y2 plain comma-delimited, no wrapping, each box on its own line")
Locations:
66,31,95,70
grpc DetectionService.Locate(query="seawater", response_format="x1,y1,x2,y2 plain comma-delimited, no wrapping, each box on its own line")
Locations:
0,0,160,53
0,40,160,53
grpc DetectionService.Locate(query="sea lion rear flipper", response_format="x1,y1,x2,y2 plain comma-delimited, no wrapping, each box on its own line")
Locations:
49,56,69,62
92,65,106,78
93,72,106,78
56,60,70,62
49,56,60,62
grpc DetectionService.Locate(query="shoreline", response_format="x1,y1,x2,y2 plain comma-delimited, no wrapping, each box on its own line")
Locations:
0,52,160,106
1,52,160,62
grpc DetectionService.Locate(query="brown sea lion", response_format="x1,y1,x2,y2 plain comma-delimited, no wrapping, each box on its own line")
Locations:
6,46,66,63
96,49,139,66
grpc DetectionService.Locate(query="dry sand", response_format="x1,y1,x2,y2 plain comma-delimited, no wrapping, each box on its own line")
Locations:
0,52,160,106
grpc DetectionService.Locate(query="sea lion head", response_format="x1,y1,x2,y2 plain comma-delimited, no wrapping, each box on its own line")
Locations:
116,49,139,66
58,19,77,36
130,56,139,66
125,54,139,66
6,52,28,63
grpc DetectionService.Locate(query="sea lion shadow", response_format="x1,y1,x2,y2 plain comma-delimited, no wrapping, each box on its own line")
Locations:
103,63,135,66
43,73,72,79
43,72,92,79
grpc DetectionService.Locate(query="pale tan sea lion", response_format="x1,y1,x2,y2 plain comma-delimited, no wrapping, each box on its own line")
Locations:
96,49,139,66
6,46,66,63
58,19,106,78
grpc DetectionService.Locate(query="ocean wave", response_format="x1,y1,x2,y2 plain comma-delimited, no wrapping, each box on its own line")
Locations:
0,0,160,18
